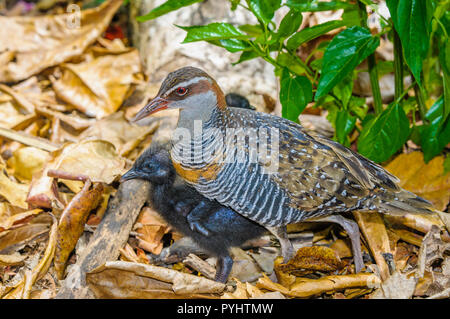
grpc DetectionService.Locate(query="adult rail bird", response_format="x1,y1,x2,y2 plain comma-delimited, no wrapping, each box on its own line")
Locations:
132,66,435,272
121,144,266,282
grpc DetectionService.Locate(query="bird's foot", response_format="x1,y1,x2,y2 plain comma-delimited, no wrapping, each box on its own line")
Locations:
188,218,211,237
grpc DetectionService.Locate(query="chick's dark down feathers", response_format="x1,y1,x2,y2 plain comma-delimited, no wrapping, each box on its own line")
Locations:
121,143,266,282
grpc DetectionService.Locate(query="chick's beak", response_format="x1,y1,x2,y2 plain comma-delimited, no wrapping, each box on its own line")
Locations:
120,168,139,183
132,97,169,122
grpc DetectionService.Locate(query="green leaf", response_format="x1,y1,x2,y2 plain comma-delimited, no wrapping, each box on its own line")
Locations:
239,24,263,37
280,69,312,122
229,0,240,10
315,26,379,100
348,96,368,120
439,38,450,121
208,39,251,53
358,103,411,163
419,97,450,162
332,73,353,109
286,0,353,12
386,0,431,84
179,23,249,43
277,53,306,75
335,110,356,146
232,50,259,65
246,0,281,26
444,155,450,174
286,20,345,50
341,6,361,27
137,0,203,21
277,9,303,40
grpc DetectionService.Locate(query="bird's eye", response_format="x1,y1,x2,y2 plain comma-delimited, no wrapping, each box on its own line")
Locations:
176,87,188,96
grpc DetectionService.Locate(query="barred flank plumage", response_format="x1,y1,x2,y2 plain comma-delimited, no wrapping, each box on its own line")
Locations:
172,106,435,227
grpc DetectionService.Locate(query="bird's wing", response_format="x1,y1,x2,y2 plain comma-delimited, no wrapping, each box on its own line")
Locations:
231,109,402,212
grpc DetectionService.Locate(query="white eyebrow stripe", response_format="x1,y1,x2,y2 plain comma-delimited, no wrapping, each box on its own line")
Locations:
164,76,209,96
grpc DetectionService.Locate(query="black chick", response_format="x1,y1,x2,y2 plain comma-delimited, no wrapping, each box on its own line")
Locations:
121,144,266,283
225,93,256,110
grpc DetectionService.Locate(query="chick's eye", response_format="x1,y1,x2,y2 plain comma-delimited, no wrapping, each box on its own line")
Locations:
176,87,188,96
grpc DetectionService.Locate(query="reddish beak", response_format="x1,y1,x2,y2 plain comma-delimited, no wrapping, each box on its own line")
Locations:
132,97,169,122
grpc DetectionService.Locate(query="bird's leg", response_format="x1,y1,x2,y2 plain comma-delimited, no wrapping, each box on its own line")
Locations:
267,226,294,262
186,200,215,237
215,255,234,283
309,214,364,273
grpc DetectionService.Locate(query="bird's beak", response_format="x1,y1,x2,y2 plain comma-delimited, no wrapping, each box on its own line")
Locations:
132,97,169,122
120,168,139,183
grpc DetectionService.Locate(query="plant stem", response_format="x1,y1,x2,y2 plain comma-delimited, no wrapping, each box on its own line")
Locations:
283,45,314,77
414,81,428,123
393,29,404,100
357,1,383,114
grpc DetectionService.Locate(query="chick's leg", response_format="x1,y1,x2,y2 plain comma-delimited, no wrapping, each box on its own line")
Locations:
215,255,233,283
267,226,294,262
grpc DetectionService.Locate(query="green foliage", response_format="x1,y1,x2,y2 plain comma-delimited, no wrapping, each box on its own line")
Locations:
386,0,431,85
138,0,449,165
137,0,203,21
179,23,250,42
286,20,345,50
280,69,312,121
315,26,379,100
418,97,450,162
358,102,411,163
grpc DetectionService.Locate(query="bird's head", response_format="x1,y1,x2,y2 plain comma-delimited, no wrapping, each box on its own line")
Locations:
132,66,226,122
121,145,175,185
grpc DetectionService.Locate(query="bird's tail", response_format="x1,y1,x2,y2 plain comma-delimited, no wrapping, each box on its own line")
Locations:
375,188,435,215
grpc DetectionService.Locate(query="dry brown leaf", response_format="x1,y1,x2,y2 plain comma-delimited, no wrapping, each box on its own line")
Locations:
0,252,26,266
276,246,343,276
119,243,141,263
0,84,35,114
416,226,450,296
36,106,96,131
0,209,42,231
221,279,263,299
384,213,448,241
256,273,380,298
3,216,57,299
0,126,59,152
384,152,450,211
0,0,123,82
393,241,416,272
78,111,158,155
135,206,170,255
0,223,50,253
221,279,250,299
54,178,103,279
54,140,125,184
330,239,353,259
27,139,125,208
87,261,225,298
7,146,50,181
51,50,142,118
370,271,417,299
390,228,424,247
0,102,35,129
0,160,30,209
354,212,392,281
